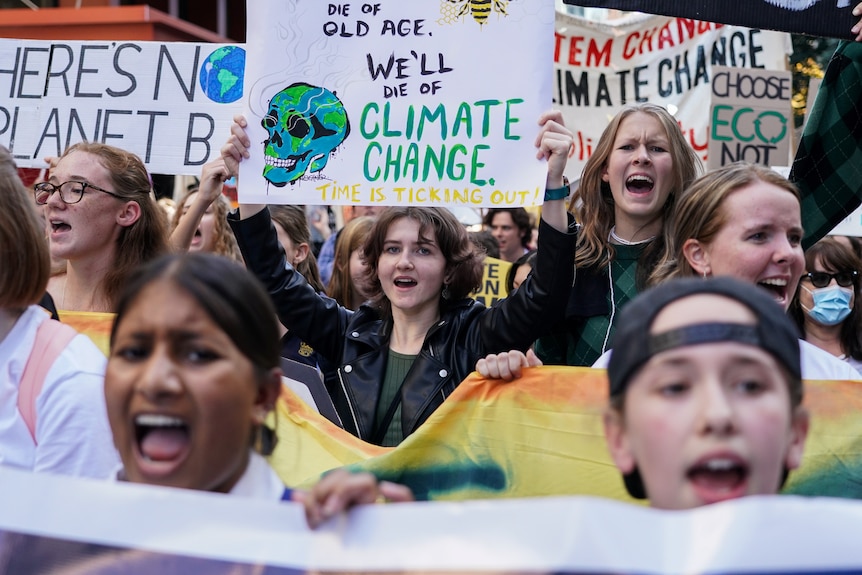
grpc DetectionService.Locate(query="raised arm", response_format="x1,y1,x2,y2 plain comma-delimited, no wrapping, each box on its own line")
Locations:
169,158,231,251
221,114,266,220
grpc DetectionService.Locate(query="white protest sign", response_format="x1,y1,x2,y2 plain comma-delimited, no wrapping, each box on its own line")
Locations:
708,65,793,169
0,39,244,174
239,0,554,208
553,12,789,179
0,467,861,572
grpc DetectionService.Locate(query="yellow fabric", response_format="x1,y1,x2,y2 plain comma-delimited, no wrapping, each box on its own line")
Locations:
58,310,115,356
269,366,862,502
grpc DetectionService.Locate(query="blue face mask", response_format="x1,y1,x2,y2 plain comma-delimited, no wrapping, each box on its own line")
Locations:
802,285,854,326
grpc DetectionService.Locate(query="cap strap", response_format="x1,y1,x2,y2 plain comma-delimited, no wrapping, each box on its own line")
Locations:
648,323,760,356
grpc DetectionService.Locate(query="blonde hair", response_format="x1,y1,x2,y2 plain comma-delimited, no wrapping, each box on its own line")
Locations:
571,103,702,270
649,162,801,286
171,188,242,262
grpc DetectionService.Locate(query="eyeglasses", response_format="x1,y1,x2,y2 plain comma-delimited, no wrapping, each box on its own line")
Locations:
803,270,858,288
34,180,122,205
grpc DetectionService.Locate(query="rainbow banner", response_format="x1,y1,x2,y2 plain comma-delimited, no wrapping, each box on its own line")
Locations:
59,311,114,357
270,366,862,502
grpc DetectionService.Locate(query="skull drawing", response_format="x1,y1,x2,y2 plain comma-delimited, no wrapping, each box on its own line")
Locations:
261,82,350,186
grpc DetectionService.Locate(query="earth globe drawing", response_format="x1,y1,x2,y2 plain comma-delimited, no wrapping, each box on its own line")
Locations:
200,46,246,104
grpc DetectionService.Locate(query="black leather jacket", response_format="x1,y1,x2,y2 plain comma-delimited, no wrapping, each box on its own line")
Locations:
228,208,577,443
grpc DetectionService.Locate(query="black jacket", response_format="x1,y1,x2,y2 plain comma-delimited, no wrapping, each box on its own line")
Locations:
229,208,577,443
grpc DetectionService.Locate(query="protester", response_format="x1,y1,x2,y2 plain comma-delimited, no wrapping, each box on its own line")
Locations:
318,205,385,287
507,250,537,293
534,103,703,367
789,238,862,372
221,110,578,446
0,145,118,478
326,216,375,311
643,162,860,379
477,277,810,509
104,252,410,521
171,159,242,262
270,205,326,293
468,229,501,260
603,277,809,509
269,204,327,369
483,208,532,263
39,142,168,313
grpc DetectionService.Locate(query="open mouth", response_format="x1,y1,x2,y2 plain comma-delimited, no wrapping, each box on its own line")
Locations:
757,278,788,304
687,457,749,503
394,277,417,288
49,220,71,233
134,414,190,464
626,174,654,194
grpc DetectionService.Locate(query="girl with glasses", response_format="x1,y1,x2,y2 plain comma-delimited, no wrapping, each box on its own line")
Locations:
36,142,168,314
789,238,862,373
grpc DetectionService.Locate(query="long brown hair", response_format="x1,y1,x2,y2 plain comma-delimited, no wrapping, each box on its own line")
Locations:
326,216,374,309
0,146,50,308
269,205,325,292
571,103,702,272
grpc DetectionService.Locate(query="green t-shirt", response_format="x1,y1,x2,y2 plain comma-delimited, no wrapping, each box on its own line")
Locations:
374,349,416,447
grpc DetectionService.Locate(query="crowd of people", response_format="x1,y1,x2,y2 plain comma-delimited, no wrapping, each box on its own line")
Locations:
3,15,862,535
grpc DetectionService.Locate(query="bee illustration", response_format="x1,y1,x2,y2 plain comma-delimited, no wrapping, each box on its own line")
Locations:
444,0,509,27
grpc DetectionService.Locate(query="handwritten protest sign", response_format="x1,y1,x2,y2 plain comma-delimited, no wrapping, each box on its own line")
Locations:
708,65,793,169
0,39,243,174
553,12,788,179
239,0,554,208
564,0,857,40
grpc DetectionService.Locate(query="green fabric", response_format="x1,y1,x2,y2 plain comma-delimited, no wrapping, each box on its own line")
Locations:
375,350,416,447
535,243,643,367
792,41,862,249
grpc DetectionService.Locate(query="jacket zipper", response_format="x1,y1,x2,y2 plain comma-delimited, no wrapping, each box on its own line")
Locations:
337,369,361,437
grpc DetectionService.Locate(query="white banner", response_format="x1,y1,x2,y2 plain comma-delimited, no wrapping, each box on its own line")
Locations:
554,12,790,180
238,0,554,208
0,39,243,174
0,466,860,573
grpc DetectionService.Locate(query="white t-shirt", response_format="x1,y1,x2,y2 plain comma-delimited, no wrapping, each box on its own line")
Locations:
111,451,289,501
592,339,862,380
0,305,119,477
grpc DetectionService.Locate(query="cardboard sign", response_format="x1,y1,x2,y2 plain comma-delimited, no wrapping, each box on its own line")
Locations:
708,65,793,169
471,256,512,306
0,39,243,174
564,0,857,40
239,0,554,208
553,12,788,179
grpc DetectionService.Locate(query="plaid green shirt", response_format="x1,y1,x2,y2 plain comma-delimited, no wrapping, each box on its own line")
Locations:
792,41,862,249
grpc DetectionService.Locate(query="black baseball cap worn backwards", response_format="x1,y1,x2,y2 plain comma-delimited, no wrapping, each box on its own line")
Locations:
606,276,803,499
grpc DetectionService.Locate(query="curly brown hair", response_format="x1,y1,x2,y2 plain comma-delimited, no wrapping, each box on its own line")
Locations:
359,207,484,319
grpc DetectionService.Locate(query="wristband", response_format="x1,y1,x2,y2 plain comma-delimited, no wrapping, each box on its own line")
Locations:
544,184,570,201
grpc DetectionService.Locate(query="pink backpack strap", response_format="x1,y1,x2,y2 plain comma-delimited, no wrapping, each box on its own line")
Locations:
18,318,78,442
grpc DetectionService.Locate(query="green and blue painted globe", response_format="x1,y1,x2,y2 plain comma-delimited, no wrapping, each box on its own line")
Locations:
200,46,245,104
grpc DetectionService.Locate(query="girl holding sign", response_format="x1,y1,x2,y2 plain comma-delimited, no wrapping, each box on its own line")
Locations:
220,111,578,446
